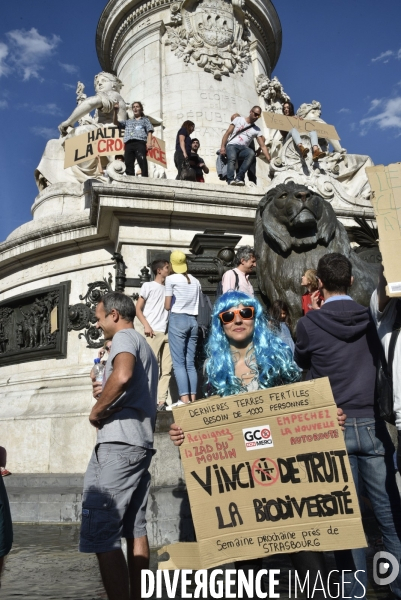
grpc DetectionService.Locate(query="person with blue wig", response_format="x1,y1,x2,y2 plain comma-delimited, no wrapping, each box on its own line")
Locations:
204,291,299,396
169,291,346,599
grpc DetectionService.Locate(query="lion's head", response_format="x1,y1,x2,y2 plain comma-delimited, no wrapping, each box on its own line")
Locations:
258,182,337,254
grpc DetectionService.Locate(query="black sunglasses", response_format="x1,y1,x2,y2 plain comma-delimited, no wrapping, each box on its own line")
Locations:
219,306,255,324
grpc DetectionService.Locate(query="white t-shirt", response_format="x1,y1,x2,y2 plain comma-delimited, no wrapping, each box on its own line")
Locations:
165,273,201,315
227,116,261,147
370,289,401,430
140,281,169,333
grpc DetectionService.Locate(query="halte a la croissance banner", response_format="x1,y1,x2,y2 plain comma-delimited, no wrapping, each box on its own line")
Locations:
63,127,167,169
159,378,366,570
263,112,340,140
366,162,401,297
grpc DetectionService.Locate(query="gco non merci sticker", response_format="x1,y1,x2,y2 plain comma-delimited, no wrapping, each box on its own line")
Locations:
242,425,274,451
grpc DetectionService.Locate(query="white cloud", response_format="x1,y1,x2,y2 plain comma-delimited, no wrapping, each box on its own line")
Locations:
59,62,79,75
338,108,351,114
367,98,383,113
371,48,401,64
63,83,76,90
0,42,10,77
30,126,58,139
372,50,394,63
6,28,61,81
360,96,401,134
0,99,7,109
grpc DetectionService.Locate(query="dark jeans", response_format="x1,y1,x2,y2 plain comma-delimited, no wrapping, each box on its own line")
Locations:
334,418,401,599
174,149,185,179
124,139,148,177
226,144,255,183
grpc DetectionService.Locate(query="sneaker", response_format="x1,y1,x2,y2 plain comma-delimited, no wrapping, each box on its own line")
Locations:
312,149,326,161
165,400,188,411
228,180,237,186
235,179,245,186
0,468,11,477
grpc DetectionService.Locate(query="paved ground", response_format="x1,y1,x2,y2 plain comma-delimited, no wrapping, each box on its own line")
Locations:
0,523,394,599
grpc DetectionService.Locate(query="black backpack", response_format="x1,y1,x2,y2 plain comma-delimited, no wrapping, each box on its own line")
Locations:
197,292,213,336
215,270,239,301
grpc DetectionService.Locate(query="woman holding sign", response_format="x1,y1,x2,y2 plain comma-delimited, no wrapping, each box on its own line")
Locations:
113,101,154,177
281,101,326,162
169,291,347,599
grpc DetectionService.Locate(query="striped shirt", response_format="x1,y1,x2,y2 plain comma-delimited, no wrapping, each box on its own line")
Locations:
165,273,201,315
118,116,154,143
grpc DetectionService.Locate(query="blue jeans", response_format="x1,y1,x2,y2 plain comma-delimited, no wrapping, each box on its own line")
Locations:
285,128,318,148
226,144,255,183
168,313,198,397
334,418,401,599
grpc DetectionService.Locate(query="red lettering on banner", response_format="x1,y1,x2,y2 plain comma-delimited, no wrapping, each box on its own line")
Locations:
115,139,124,152
98,139,107,152
106,139,114,152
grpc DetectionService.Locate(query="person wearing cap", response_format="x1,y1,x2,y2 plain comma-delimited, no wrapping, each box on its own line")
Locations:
164,251,201,409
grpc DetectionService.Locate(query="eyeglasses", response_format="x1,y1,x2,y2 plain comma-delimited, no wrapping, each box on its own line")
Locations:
219,306,255,324
251,110,261,118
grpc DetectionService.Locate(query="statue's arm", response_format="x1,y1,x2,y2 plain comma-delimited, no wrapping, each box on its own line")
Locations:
58,95,103,136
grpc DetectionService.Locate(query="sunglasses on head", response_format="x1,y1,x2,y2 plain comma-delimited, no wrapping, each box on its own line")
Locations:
219,306,255,324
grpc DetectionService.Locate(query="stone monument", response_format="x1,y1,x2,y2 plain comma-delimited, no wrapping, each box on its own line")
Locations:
0,0,377,543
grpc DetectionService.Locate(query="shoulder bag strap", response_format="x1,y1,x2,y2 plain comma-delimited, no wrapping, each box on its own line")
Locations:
234,270,239,291
229,123,255,143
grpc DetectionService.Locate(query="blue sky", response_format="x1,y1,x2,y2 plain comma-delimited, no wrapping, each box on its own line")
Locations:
0,0,400,242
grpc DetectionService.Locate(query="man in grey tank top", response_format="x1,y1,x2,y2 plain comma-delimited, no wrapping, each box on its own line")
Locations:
80,292,158,600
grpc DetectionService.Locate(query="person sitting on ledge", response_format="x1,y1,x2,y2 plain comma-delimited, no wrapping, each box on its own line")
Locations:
169,291,346,599
113,101,154,177
280,101,326,161
220,107,271,186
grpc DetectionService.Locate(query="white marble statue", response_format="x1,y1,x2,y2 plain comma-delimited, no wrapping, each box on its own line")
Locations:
260,98,374,213
35,72,128,190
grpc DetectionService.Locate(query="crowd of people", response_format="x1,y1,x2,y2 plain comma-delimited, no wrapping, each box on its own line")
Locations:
78,252,401,598
2,248,401,600
108,99,328,184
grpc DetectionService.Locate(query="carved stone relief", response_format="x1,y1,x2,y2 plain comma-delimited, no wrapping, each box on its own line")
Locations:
165,0,251,80
0,282,69,366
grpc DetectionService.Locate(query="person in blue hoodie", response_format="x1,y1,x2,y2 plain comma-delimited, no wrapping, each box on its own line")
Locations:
295,252,401,600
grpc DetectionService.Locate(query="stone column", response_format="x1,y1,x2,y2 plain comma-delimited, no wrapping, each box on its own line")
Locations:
96,0,281,182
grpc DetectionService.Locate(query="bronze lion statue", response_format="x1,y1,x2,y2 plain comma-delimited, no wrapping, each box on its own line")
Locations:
254,182,379,325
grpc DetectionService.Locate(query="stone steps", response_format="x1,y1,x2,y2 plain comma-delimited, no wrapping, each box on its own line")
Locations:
4,473,195,548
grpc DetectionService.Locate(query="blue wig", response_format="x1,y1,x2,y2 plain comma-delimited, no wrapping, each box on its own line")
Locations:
205,291,300,397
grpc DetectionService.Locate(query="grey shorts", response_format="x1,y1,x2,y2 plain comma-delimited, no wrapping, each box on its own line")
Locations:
79,442,152,554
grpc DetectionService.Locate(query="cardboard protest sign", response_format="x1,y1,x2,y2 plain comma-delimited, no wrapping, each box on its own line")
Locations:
64,127,125,168
366,163,401,296
64,127,167,169
159,378,365,570
263,112,340,141
146,136,167,169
